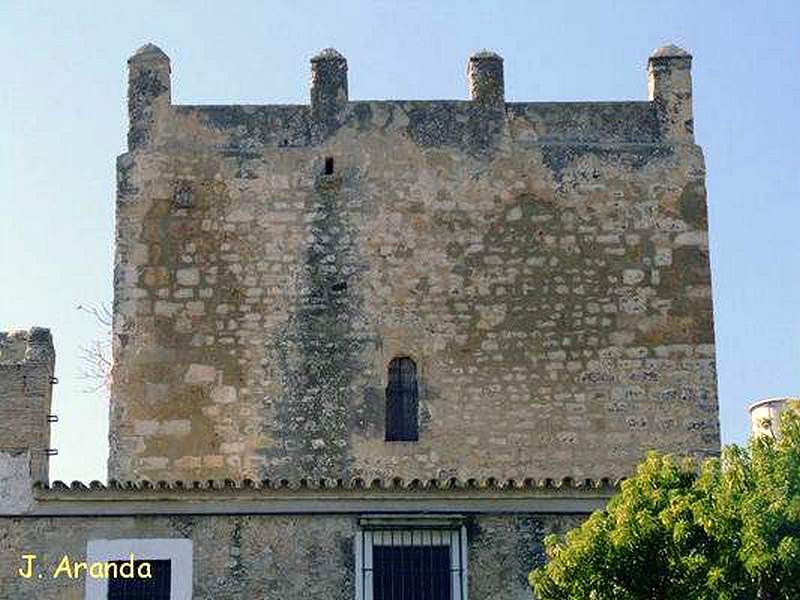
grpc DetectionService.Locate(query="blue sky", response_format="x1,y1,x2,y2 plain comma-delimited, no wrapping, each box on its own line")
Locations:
1,1,798,482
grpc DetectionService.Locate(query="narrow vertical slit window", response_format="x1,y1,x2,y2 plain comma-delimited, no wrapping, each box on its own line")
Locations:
386,357,418,441
324,156,334,175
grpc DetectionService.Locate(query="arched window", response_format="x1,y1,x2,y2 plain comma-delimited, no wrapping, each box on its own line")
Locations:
385,357,419,441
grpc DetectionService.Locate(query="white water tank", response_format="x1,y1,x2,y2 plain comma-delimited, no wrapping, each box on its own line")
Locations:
749,397,799,438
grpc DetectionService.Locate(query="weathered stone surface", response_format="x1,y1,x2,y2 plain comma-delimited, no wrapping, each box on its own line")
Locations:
0,450,34,514
0,511,582,600
109,47,719,483
469,513,586,598
0,514,354,600
0,328,56,486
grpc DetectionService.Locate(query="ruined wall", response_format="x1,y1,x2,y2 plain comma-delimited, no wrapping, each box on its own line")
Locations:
110,44,718,482
0,328,55,491
0,510,583,600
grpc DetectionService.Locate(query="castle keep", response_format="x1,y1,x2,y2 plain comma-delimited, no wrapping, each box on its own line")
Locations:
0,44,719,599
111,44,717,483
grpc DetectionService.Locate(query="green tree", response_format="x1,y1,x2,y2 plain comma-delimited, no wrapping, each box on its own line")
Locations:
530,406,800,599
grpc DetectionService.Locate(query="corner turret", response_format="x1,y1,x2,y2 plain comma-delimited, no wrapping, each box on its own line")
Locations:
648,44,694,142
127,43,171,150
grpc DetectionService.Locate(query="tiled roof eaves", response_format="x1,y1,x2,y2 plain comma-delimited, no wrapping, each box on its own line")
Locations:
34,476,622,497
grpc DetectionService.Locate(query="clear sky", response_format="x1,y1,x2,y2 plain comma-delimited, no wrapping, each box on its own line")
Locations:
1,1,798,483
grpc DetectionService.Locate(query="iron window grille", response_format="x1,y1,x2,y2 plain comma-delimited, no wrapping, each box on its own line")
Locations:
356,523,468,600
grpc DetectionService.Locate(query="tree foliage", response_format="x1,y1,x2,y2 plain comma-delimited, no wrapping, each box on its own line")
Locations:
530,406,800,599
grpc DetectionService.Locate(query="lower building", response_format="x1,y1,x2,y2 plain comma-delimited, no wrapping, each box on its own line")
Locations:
2,477,609,599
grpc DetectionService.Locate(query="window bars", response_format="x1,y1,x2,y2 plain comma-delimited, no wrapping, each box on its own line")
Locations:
356,526,467,600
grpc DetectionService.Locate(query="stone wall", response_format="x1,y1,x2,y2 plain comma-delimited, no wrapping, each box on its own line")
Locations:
0,450,35,514
0,510,584,600
0,328,55,488
110,45,719,482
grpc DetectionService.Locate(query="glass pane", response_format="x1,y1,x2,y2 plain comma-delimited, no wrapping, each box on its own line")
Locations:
373,545,451,600
107,559,171,600
386,357,419,441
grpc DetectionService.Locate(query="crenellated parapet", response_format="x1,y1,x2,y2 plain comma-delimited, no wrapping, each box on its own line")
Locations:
123,43,696,152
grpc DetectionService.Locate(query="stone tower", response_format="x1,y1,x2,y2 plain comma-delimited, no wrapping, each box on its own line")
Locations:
0,327,56,512
109,44,719,483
